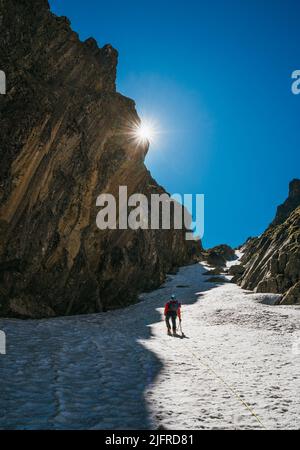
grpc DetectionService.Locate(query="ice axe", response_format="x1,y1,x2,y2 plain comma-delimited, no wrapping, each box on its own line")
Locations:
178,320,185,338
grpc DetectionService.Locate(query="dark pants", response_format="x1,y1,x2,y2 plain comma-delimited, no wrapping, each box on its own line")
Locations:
165,311,177,332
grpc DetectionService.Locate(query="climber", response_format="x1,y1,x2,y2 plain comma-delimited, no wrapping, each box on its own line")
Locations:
164,294,181,336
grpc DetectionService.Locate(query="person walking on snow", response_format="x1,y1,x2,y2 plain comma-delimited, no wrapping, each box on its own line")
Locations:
164,294,181,336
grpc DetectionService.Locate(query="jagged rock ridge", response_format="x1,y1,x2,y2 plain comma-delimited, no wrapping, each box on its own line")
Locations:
236,180,300,304
271,179,300,227
0,0,200,318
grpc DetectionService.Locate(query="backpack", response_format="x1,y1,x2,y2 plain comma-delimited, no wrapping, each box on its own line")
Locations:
168,300,179,312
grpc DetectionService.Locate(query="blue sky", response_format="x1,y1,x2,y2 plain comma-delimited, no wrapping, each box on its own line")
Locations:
50,0,300,248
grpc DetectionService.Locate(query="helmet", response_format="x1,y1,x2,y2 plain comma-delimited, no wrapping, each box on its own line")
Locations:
171,294,176,299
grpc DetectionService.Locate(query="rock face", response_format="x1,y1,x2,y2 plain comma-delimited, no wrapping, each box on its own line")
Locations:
271,179,300,227
0,0,201,318
203,244,236,268
237,181,300,304
228,264,245,277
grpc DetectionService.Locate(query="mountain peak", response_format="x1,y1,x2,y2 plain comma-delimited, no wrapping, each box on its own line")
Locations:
271,178,300,227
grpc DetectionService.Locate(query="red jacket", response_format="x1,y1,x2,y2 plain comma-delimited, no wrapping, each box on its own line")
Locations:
164,300,181,319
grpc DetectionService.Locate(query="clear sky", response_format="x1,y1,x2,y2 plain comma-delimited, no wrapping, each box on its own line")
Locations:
49,0,300,248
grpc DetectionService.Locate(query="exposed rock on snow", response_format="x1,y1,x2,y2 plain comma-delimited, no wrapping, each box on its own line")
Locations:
228,265,245,277
244,293,282,306
283,281,300,305
205,276,231,284
203,268,225,276
203,245,236,268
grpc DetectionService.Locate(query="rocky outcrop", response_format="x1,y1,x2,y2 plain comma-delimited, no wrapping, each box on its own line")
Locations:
236,181,300,304
205,276,230,284
0,0,201,318
203,244,236,267
228,264,245,278
271,179,300,227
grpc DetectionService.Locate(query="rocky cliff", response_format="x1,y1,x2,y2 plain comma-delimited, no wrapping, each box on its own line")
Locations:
271,179,300,227
0,0,200,318
203,244,236,268
236,180,300,304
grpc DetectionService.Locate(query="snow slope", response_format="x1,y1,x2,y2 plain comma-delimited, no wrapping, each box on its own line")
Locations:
0,261,299,430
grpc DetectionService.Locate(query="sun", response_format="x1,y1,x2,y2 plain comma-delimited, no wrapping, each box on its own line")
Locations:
129,119,159,146
135,122,155,143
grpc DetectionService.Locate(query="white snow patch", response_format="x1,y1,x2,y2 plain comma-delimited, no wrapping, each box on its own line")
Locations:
0,262,299,430
226,250,244,268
